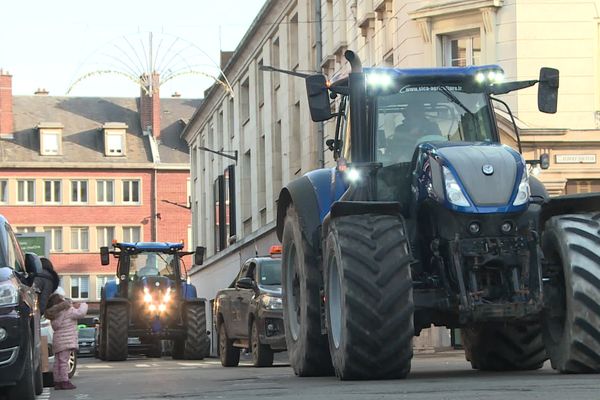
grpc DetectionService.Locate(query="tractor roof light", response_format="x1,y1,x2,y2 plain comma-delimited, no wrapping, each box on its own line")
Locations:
269,245,282,256
346,168,361,183
366,72,393,88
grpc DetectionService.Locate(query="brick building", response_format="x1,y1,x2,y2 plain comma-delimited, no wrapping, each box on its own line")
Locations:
0,70,199,315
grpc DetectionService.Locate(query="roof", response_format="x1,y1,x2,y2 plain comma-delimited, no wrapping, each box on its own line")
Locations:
0,95,201,166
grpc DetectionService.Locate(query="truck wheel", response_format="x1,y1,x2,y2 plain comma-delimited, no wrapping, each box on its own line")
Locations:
8,328,36,400
542,213,600,373
324,214,414,380
173,302,210,360
251,319,274,367
105,303,129,361
219,324,240,367
462,323,547,370
282,204,333,377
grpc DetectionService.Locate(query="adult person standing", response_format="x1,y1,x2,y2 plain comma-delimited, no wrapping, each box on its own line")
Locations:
34,257,60,314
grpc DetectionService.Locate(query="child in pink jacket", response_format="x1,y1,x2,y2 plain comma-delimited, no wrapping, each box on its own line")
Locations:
45,293,88,390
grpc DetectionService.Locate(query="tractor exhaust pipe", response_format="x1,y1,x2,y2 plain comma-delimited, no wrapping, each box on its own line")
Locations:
345,50,363,73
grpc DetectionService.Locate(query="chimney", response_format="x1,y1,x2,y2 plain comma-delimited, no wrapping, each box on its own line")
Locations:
0,69,13,137
171,91,181,98
34,88,49,95
140,72,161,140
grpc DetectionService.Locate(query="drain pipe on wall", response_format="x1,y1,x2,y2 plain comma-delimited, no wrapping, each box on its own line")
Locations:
315,0,325,168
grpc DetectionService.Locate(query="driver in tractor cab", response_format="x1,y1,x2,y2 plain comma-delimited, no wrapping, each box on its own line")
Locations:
138,254,159,277
387,101,442,162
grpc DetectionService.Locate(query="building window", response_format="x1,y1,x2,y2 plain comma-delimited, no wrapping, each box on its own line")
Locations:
241,78,250,123
44,180,62,204
106,133,124,155
16,227,35,233
41,132,60,155
257,59,265,106
17,180,35,204
123,226,141,242
96,275,114,299
272,37,280,89
97,226,115,250
44,227,63,252
0,180,7,203
71,276,89,299
443,32,481,67
71,180,88,203
213,175,226,253
97,180,114,204
122,180,140,204
71,227,89,251
289,14,299,69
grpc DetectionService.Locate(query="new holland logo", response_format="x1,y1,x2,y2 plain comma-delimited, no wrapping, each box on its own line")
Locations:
482,164,494,175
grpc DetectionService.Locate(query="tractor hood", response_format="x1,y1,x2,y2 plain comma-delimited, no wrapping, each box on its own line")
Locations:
419,142,528,213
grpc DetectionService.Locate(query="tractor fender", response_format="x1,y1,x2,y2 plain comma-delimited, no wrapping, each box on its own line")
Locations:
276,169,346,251
529,176,549,202
103,281,119,300
540,192,600,229
180,282,198,300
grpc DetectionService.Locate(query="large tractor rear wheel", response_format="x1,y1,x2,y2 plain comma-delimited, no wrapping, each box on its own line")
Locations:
281,204,333,376
462,323,547,370
105,303,129,361
172,302,210,360
542,212,600,373
324,214,414,380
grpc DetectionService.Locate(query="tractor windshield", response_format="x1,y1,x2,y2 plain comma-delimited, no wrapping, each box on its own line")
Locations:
375,86,495,166
129,252,176,279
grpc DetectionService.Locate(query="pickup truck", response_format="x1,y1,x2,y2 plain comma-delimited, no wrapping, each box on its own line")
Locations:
214,246,285,367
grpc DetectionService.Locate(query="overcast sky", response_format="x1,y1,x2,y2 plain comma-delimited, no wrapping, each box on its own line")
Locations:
0,0,266,98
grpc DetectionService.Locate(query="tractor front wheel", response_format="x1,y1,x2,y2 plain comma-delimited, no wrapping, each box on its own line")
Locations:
281,204,333,377
542,212,600,373
105,303,129,361
324,214,414,380
462,323,547,370
172,302,210,360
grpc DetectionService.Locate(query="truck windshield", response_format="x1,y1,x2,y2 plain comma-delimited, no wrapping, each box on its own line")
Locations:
375,87,495,166
259,260,281,286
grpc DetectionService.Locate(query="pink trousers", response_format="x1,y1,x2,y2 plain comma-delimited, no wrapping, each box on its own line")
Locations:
53,350,71,383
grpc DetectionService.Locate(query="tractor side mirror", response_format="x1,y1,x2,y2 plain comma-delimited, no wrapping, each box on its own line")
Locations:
540,153,550,170
100,247,110,266
538,67,559,114
195,246,205,266
305,74,333,122
235,277,255,290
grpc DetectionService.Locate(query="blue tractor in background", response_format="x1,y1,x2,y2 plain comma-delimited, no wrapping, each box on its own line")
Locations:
98,242,209,361
274,51,600,380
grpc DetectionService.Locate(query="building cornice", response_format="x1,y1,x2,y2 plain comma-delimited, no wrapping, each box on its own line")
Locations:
0,162,189,170
408,0,503,20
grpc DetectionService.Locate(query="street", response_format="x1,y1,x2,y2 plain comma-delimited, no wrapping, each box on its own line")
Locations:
41,352,599,400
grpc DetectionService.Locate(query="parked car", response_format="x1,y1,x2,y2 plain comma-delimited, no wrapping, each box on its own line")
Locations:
0,215,44,399
78,327,96,357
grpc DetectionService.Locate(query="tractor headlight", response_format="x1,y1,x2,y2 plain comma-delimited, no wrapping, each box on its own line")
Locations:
443,166,470,207
513,171,530,206
261,295,283,310
163,287,171,303
0,282,18,307
158,304,166,313
148,304,156,313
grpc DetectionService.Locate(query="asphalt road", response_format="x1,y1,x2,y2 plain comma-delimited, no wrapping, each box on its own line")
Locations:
43,352,600,400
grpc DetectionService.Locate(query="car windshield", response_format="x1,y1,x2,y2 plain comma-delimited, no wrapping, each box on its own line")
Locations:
78,328,95,339
128,252,175,278
258,260,281,286
375,87,495,166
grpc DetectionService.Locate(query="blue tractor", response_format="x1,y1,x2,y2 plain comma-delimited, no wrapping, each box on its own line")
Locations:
274,51,600,380
98,242,209,361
